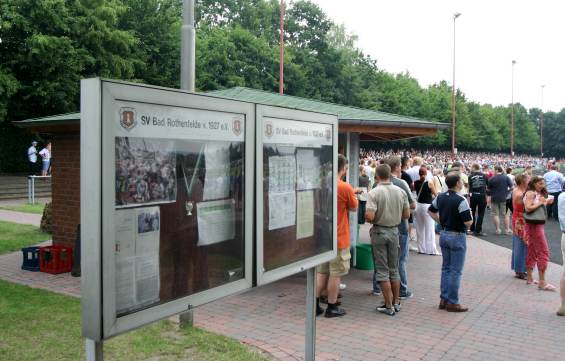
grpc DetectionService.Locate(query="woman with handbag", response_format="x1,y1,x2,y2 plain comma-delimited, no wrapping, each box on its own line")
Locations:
511,173,529,279
414,167,439,255
523,176,555,291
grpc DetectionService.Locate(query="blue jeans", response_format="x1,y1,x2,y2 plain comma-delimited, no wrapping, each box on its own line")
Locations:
511,235,527,274
439,231,466,305
373,233,409,294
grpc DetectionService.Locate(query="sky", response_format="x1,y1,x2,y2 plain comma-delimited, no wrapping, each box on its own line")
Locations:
310,0,565,112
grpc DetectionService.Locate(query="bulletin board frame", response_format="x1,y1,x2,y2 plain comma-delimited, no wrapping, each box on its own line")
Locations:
81,79,255,341
255,105,338,286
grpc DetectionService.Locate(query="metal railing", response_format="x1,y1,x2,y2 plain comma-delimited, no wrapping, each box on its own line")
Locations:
27,175,51,204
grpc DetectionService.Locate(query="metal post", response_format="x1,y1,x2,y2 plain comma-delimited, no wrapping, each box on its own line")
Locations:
279,0,285,95
180,0,196,327
540,85,545,156
511,60,516,156
305,268,316,361
85,339,103,361
181,0,196,92
28,176,31,204
451,12,461,156
31,177,35,205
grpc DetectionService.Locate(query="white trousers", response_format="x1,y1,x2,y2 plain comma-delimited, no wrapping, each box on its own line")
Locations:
415,202,439,255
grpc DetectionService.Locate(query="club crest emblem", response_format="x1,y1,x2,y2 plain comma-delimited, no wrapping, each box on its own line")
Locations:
325,126,332,141
120,107,136,130
232,117,242,136
265,121,273,138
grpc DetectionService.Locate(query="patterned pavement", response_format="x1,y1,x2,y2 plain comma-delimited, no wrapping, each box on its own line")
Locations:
1,223,564,360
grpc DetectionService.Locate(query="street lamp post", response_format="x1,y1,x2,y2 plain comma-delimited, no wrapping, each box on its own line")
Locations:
451,12,461,156
510,60,516,156
540,85,545,156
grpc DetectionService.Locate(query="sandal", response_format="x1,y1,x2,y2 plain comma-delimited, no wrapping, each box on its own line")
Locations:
514,273,527,280
538,283,557,292
526,279,539,285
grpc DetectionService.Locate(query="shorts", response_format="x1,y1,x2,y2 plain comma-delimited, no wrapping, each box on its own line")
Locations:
491,202,506,217
370,226,400,282
317,248,351,277
42,160,50,172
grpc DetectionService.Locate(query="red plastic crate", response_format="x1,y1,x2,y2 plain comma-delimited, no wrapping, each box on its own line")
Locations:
39,245,73,274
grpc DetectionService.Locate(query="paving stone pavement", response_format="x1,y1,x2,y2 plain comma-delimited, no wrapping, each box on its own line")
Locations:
195,225,565,361
1,224,564,360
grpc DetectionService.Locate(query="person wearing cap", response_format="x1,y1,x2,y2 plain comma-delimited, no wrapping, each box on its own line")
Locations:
27,141,38,175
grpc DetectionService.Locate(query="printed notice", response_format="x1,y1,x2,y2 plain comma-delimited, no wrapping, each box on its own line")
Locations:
203,142,231,201
296,149,321,190
268,191,296,230
268,155,296,193
296,190,315,239
115,206,161,315
197,199,236,246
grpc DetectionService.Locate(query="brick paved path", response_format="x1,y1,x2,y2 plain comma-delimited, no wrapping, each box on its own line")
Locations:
195,226,565,361
1,224,564,360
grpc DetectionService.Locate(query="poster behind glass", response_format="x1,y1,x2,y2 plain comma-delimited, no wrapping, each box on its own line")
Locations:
262,118,334,271
112,106,246,317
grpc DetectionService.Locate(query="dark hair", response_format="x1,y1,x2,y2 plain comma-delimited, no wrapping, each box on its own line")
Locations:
338,154,348,173
527,176,548,196
445,174,461,189
471,163,480,171
375,164,391,180
401,156,410,169
384,156,401,172
506,167,512,174
419,166,427,181
495,165,503,173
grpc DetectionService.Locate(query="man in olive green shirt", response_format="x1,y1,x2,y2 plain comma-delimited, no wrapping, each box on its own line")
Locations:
366,164,410,316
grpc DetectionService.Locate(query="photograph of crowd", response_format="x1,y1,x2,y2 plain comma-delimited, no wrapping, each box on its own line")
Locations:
115,137,177,207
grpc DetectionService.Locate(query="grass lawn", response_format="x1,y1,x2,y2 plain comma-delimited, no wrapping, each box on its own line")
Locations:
0,202,45,214
0,220,51,255
0,279,271,361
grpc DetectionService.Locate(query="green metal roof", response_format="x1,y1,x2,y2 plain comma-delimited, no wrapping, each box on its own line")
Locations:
15,112,80,127
208,87,444,127
14,87,447,130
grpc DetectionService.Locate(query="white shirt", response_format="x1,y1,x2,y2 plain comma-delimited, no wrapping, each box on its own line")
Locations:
407,165,421,183
27,146,37,163
39,148,51,162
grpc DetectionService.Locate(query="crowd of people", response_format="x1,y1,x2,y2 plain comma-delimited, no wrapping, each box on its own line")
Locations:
316,149,565,318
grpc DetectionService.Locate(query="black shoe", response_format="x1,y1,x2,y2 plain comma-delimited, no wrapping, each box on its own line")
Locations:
325,307,346,318
319,296,341,306
316,306,325,316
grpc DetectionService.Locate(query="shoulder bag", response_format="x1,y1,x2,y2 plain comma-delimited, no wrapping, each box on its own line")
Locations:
523,204,546,224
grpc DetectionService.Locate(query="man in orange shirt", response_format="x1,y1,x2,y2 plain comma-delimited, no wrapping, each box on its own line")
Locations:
316,154,359,317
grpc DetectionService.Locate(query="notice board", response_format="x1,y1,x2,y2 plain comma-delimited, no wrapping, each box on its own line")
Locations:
256,105,338,285
81,79,254,340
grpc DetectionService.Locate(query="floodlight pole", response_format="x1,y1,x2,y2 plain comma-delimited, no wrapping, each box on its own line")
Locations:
305,268,316,361
181,0,196,92
279,0,285,95
510,60,516,156
540,85,545,156
451,12,461,156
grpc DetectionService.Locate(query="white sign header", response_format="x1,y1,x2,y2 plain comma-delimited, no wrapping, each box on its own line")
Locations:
262,117,333,147
114,101,245,142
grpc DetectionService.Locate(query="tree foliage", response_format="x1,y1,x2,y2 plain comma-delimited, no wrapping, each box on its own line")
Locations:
0,0,563,173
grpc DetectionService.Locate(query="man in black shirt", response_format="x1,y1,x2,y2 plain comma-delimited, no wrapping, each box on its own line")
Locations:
468,163,488,236
488,166,514,235
428,174,473,312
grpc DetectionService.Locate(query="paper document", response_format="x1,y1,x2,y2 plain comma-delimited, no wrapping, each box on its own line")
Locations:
268,191,296,230
268,155,296,193
296,149,321,190
296,191,315,239
203,142,231,200
197,199,236,246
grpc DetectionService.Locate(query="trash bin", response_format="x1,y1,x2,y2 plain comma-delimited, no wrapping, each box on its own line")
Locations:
355,243,374,270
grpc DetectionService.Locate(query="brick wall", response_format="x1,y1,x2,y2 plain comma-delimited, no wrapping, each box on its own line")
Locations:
51,135,80,246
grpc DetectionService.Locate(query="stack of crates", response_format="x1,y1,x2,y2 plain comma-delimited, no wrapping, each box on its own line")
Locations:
21,246,41,272
39,245,73,274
